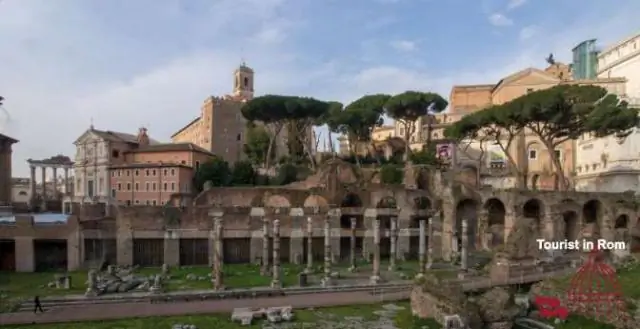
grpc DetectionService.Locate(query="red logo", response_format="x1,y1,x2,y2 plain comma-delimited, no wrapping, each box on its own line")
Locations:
534,248,630,322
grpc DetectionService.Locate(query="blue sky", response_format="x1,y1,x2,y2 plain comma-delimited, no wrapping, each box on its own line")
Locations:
0,0,639,177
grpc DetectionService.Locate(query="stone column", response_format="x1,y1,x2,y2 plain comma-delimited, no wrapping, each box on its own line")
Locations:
29,165,36,207
40,166,47,211
322,214,332,285
460,218,468,277
388,216,398,271
64,167,70,194
305,217,313,273
349,217,357,271
52,167,58,198
213,217,224,290
418,218,426,274
261,217,270,275
163,230,180,266
271,219,281,288
370,219,381,284
426,216,434,269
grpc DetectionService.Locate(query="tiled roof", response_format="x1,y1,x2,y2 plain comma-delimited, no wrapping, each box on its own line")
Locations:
109,163,193,169
91,129,161,145
129,142,214,155
0,133,18,143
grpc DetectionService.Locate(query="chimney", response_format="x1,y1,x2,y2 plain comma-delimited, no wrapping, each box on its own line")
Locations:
137,127,149,146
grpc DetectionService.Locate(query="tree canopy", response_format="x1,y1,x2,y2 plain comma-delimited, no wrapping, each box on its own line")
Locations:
385,91,448,159
445,84,639,190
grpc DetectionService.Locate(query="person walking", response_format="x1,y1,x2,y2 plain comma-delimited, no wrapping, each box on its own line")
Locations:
33,295,44,313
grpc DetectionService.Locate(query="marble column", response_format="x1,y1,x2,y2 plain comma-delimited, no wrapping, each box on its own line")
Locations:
40,166,47,211
213,217,224,290
349,217,357,271
64,168,70,194
370,219,381,284
305,217,313,273
388,216,398,271
426,216,434,269
29,165,36,207
418,218,426,274
460,218,468,276
261,218,270,275
271,219,281,288
323,215,332,285
52,167,58,198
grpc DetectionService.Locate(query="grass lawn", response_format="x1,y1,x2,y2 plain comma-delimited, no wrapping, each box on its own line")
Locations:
1,302,443,329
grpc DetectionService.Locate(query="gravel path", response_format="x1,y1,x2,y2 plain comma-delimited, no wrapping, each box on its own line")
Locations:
0,291,409,326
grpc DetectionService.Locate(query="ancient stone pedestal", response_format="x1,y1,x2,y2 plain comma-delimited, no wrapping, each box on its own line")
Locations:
213,217,225,290
261,218,270,276
271,219,281,288
305,217,313,274
388,216,397,271
418,218,426,274
85,270,98,296
349,217,357,272
323,216,332,286
370,219,381,284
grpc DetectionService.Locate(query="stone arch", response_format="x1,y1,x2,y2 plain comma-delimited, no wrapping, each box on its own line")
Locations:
523,198,544,237
562,211,579,242
264,194,291,208
483,198,506,247
303,195,328,208
339,192,363,229
615,214,629,229
455,198,479,251
376,196,397,229
582,199,602,239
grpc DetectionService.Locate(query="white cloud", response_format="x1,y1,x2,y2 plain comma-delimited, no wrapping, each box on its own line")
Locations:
506,0,527,10
519,25,537,40
390,40,417,52
488,13,513,26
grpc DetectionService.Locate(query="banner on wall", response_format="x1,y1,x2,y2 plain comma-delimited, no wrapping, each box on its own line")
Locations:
436,143,453,163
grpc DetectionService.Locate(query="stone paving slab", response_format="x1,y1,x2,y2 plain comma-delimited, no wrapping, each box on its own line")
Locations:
0,291,410,326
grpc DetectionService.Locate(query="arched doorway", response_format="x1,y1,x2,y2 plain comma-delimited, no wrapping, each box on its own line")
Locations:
455,199,478,251
484,198,506,247
562,211,579,241
523,199,544,238
582,200,602,241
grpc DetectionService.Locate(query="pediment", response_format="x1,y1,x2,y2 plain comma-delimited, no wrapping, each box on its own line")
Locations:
73,129,102,145
493,68,560,94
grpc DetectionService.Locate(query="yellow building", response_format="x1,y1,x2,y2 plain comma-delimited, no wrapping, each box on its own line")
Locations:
171,63,256,164
444,63,626,189
338,125,397,157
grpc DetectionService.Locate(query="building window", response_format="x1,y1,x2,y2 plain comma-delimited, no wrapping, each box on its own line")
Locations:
135,170,139,176
181,160,186,164
112,150,119,158
163,169,168,176
152,200,157,206
152,183,156,191
126,183,131,191
145,200,150,205
554,149,562,161
146,169,150,176
135,200,140,204
195,161,200,170
526,88,533,94
135,182,139,191
152,170,156,176
126,200,131,206
111,172,115,177
171,169,175,176
528,148,537,160
237,133,242,141
145,182,149,191
126,170,130,176
117,183,122,191
118,170,122,177
171,182,175,191
111,189,116,198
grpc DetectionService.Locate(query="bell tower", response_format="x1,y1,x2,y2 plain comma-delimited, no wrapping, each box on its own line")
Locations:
233,62,254,100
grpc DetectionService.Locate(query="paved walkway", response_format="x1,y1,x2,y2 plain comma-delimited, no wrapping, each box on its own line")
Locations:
0,291,409,326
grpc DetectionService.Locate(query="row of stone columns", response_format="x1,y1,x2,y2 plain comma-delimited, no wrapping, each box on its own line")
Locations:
29,164,71,210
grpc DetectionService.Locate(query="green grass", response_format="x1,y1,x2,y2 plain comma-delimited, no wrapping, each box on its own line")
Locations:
1,302,443,329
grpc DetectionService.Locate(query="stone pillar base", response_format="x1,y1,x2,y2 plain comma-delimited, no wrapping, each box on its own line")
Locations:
321,277,332,287
369,275,382,284
270,280,281,288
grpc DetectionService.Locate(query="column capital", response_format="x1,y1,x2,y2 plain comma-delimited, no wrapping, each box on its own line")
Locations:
364,208,377,218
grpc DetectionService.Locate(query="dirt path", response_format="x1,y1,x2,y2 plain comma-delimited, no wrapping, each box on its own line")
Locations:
0,291,409,325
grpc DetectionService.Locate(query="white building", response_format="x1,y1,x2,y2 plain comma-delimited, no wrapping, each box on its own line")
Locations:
69,126,159,203
575,33,640,193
